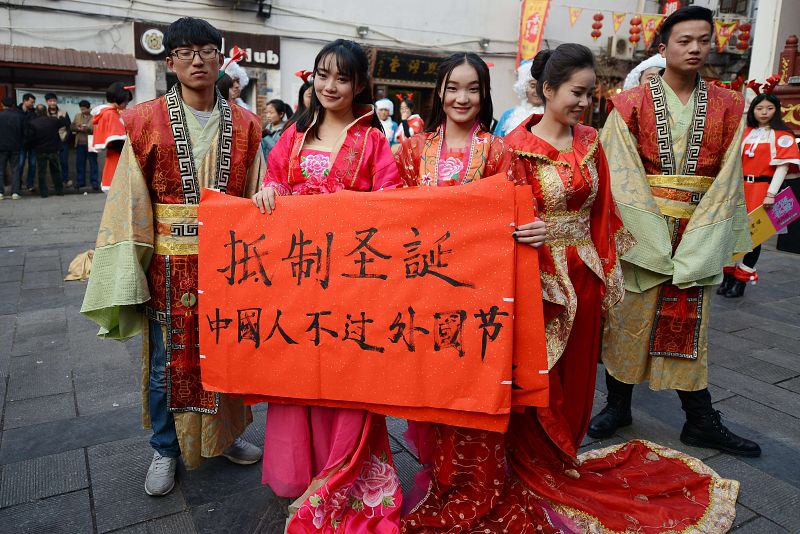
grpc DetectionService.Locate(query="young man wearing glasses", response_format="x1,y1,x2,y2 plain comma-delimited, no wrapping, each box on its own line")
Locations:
82,17,265,496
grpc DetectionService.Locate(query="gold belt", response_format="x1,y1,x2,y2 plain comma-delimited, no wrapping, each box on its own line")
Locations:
541,209,591,246
646,175,713,220
153,203,199,256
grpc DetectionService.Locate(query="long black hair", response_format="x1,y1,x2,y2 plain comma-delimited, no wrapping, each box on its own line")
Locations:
285,81,312,130
746,94,792,131
531,44,595,104
293,39,381,139
426,53,493,133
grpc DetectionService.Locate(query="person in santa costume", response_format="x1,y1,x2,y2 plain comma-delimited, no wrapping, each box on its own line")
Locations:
719,78,800,297
92,82,132,192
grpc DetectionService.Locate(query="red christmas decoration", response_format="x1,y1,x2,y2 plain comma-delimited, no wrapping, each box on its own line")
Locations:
629,15,643,46
736,21,752,52
591,12,604,41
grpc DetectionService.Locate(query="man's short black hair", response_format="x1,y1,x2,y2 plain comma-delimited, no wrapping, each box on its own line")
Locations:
660,6,714,44
44,92,57,101
22,93,35,102
79,100,91,108
163,17,223,52
3,96,16,107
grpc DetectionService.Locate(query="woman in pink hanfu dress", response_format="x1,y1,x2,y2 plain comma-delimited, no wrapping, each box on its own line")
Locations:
252,39,403,533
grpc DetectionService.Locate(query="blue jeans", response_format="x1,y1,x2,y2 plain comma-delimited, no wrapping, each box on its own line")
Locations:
149,320,181,458
59,143,69,183
18,147,36,189
75,145,98,188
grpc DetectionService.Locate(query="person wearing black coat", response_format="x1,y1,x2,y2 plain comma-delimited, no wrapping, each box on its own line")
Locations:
26,105,70,197
0,97,26,199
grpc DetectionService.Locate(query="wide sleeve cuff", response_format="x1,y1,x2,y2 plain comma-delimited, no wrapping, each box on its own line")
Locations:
81,241,153,340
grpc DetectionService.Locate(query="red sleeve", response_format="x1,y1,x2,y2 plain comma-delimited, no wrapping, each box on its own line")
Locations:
264,125,295,195
395,136,421,186
368,130,403,191
773,132,800,175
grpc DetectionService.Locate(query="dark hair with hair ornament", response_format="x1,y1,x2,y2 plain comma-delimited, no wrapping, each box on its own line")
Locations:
426,52,494,133
746,94,793,132
530,43,595,104
106,82,133,106
294,39,382,140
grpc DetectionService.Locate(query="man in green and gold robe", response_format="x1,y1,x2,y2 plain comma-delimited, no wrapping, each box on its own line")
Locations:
81,18,265,496
590,6,761,457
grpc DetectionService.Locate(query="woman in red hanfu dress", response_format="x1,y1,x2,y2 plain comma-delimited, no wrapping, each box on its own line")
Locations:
396,52,575,534
252,39,403,534
499,45,738,534
719,88,800,298
401,44,739,534
92,82,132,192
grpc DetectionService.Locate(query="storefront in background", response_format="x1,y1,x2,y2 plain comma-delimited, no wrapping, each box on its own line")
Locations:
0,44,136,108
133,22,281,120
368,48,445,123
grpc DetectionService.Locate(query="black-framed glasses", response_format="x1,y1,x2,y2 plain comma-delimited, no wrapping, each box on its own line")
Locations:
171,48,219,61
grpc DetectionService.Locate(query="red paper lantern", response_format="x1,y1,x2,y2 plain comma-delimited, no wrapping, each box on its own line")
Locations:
592,21,603,30
630,15,642,26
629,35,641,44
738,32,750,43
593,12,604,21
739,22,752,32
591,30,602,40
629,26,642,34
736,40,749,51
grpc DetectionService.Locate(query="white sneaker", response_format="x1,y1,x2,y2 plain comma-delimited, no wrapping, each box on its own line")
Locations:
221,437,263,465
11,193,20,200
144,452,177,496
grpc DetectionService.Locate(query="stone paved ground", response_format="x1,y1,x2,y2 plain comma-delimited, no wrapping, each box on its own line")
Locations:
0,192,798,533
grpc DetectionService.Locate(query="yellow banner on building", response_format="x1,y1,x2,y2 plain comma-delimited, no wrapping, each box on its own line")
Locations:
612,12,626,33
518,0,551,64
715,19,739,52
641,14,665,48
568,6,583,27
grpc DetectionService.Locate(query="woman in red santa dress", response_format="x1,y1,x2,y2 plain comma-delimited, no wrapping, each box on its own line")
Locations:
91,82,132,192
401,44,739,534
393,94,425,148
718,81,800,298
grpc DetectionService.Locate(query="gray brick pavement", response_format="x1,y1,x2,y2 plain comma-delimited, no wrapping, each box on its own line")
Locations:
1,192,798,533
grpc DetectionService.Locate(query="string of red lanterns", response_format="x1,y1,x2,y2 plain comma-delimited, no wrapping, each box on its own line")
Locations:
591,12,604,41
628,15,642,44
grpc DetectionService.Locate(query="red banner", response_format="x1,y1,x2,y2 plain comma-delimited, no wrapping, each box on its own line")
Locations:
517,0,551,65
197,176,548,432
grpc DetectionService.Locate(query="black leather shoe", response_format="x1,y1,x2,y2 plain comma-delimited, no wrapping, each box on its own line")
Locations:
680,410,761,457
587,404,633,439
716,273,735,295
723,280,746,298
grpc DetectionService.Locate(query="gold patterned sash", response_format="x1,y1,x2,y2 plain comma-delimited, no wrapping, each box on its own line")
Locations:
647,174,713,220
153,203,199,256
540,209,592,246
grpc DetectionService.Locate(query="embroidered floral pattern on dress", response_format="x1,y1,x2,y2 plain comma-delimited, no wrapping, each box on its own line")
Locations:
304,452,400,531
297,153,345,195
437,156,464,183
